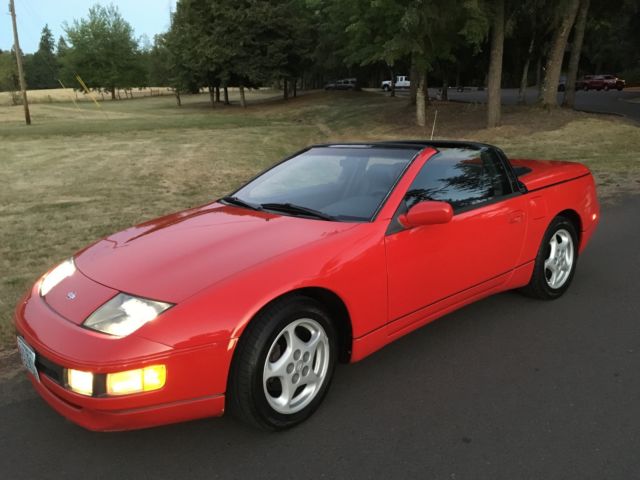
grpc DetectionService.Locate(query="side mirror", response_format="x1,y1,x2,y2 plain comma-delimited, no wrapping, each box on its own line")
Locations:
398,200,453,228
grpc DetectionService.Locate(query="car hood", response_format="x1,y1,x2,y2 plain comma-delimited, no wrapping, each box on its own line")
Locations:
75,202,358,303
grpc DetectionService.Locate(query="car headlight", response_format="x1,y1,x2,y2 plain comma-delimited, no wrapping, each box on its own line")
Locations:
83,293,173,337
40,258,76,296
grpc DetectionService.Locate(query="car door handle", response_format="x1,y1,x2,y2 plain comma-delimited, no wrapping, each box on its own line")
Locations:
508,211,525,224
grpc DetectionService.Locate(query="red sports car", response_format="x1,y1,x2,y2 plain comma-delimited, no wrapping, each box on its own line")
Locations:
14,141,600,431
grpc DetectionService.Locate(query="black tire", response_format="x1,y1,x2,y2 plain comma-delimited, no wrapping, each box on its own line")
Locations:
521,216,579,300
227,295,337,430
382,85,390,92
604,85,610,91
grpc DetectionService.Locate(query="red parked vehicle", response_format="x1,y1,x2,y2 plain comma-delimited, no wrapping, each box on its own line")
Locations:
14,141,600,431
577,74,626,91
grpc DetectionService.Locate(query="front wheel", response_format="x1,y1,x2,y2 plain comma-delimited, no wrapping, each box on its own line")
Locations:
521,216,579,300
227,296,337,430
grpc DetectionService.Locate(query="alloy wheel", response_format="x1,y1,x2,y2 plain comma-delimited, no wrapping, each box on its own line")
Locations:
544,228,575,289
262,318,330,415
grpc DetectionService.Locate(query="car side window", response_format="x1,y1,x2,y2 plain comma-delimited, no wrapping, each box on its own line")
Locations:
405,148,514,213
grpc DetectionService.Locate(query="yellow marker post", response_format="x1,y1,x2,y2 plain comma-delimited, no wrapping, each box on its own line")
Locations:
75,74,108,118
57,79,83,113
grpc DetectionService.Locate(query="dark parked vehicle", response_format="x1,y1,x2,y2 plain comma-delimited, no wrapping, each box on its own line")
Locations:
324,78,358,91
576,74,625,91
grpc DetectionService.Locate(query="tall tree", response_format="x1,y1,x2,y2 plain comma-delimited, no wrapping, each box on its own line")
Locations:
150,33,191,105
25,25,58,89
562,0,590,108
342,0,487,126
169,0,314,107
271,0,315,99
539,0,580,108
486,0,505,128
512,0,551,104
56,36,68,56
580,0,639,80
62,4,141,99
0,50,18,93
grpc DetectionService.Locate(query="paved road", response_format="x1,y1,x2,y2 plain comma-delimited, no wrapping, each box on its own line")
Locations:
1,197,639,480
381,87,640,122
442,87,640,122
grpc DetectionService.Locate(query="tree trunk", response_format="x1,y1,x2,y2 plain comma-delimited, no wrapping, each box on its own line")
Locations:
487,0,505,128
562,0,590,108
539,0,580,108
409,57,418,105
223,86,229,105
535,56,543,96
215,85,220,103
208,84,215,107
416,69,428,127
293,78,297,98
387,64,395,97
283,77,289,100
175,91,181,107
441,71,449,101
518,34,535,105
239,85,246,108
111,86,116,100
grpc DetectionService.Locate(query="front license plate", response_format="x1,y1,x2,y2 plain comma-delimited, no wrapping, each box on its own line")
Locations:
17,336,39,382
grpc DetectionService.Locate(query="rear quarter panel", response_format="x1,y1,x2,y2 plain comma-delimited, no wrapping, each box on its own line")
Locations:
515,162,599,267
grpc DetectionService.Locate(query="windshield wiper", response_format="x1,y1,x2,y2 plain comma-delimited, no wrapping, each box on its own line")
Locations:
221,196,262,211
260,202,336,221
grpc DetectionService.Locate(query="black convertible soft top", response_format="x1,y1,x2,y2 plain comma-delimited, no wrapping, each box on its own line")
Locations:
316,140,493,151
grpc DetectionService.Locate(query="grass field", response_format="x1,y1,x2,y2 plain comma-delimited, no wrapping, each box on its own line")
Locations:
0,87,175,106
1,88,639,352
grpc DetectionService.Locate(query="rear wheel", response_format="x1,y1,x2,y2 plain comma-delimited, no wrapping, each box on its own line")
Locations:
227,295,337,430
521,216,578,300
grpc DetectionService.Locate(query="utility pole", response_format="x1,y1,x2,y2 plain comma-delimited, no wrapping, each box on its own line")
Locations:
9,0,31,125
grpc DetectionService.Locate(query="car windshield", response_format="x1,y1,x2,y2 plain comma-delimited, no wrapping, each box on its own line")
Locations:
228,146,419,221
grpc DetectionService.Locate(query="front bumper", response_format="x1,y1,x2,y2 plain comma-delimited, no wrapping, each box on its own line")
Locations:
14,287,232,431
27,373,225,431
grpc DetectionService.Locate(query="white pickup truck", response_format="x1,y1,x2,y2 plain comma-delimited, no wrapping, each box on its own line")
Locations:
381,75,410,91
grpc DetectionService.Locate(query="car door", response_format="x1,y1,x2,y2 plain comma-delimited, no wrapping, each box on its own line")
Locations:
384,147,528,330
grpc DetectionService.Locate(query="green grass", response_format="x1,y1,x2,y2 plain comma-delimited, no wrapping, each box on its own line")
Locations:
1,89,639,348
